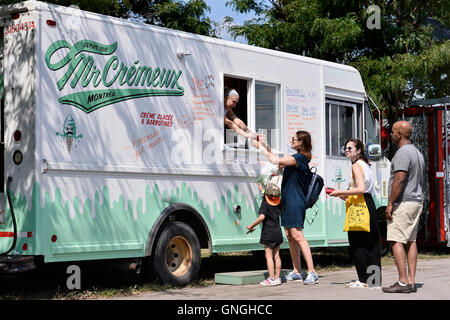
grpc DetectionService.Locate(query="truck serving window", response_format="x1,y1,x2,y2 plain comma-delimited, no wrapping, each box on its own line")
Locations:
224,76,248,149
326,100,358,157
223,77,280,152
255,81,281,151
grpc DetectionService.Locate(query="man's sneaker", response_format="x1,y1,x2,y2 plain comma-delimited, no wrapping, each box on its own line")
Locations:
382,281,410,293
285,271,304,282
408,283,417,293
260,277,281,286
303,271,319,285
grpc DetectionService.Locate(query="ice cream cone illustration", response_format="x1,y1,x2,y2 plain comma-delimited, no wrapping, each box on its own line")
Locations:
66,137,73,152
332,168,346,189
56,114,83,153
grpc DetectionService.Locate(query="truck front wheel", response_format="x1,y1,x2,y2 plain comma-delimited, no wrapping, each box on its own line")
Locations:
153,221,201,286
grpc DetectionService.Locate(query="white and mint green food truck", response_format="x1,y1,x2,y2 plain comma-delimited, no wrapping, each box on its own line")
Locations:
0,1,390,285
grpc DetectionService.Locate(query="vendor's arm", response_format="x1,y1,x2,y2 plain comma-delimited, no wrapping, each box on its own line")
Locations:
225,110,256,139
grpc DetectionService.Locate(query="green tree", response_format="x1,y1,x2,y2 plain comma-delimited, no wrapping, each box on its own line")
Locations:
125,0,213,35
0,0,127,16
226,0,450,123
0,0,213,35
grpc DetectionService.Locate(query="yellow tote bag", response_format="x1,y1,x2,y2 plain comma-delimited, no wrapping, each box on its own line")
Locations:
343,170,370,232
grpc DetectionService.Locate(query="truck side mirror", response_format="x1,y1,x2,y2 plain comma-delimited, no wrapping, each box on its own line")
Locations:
367,143,382,159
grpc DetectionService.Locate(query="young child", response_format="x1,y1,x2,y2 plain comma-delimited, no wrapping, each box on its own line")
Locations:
246,183,283,286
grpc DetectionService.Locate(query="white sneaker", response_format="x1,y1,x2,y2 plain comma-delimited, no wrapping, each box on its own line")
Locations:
260,277,281,286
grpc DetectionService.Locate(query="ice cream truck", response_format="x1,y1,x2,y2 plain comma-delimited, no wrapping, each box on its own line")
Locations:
0,1,390,286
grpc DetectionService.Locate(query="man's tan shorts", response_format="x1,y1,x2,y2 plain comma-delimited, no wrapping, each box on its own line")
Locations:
387,201,423,244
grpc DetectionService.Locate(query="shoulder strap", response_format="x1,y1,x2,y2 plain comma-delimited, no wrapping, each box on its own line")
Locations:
295,165,311,194
350,171,354,190
350,162,364,190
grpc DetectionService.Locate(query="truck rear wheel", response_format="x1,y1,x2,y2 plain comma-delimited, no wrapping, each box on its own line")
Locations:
153,221,201,286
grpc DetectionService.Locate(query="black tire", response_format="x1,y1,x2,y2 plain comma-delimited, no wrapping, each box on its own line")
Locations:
152,221,201,286
251,250,266,261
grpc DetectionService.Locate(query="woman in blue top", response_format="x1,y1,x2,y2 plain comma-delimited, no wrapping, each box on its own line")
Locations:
252,130,319,285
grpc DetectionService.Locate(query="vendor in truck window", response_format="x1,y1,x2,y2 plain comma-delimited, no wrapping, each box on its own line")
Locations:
224,88,257,140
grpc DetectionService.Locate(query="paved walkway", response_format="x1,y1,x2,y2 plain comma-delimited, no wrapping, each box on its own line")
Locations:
105,258,450,300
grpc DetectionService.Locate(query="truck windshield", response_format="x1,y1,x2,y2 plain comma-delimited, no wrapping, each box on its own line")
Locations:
364,101,379,146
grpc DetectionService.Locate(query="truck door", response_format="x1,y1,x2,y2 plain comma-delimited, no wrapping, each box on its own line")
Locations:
362,100,380,147
325,99,359,243
363,99,387,204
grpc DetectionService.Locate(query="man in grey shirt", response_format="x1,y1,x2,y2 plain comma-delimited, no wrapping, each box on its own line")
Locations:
382,121,425,294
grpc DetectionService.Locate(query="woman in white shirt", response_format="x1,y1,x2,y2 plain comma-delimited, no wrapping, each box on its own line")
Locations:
330,138,382,288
